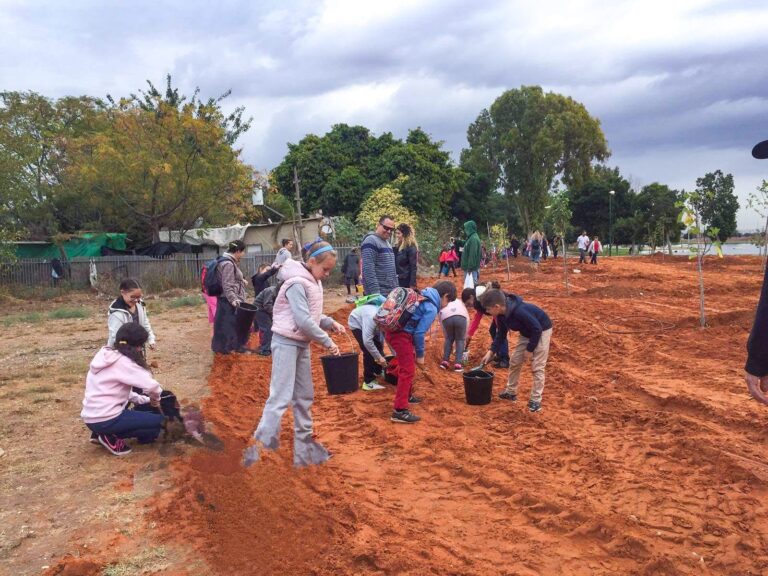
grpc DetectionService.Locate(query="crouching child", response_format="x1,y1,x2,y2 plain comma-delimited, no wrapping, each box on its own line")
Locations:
479,289,553,413
348,295,388,391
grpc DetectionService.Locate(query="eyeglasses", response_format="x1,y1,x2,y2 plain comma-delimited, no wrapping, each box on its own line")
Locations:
381,224,395,232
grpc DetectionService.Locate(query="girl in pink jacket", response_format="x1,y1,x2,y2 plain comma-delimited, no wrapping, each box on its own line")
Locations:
81,323,163,456
244,240,346,468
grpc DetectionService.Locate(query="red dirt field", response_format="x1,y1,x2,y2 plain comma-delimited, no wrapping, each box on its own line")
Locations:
48,256,768,575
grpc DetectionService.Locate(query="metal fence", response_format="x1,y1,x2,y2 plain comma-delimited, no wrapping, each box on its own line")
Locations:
0,246,358,292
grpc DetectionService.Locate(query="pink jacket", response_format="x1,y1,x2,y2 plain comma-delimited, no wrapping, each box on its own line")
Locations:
80,347,162,424
272,259,324,342
439,299,469,323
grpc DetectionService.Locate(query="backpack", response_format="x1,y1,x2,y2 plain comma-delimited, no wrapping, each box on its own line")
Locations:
374,287,425,333
203,257,225,297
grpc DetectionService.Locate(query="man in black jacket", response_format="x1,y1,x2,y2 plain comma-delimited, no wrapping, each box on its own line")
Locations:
746,138,768,404
479,289,553,413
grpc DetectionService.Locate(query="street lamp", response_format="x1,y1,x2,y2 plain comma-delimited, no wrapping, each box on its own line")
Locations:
608,190,615,256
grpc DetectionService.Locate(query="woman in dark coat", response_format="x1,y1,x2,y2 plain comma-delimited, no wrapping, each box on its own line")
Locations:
341,248,361,296
212,240,250,354
393,223,418,289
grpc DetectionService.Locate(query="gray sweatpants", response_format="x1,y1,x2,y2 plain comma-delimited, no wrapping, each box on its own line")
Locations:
252,335,330,467
442,315,467,364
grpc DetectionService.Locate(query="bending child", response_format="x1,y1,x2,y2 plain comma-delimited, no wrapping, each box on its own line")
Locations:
386,280,454,424
348,295,387,391
81,323,163,456
243,240,345,468
438,283,467,372
479,289,553,413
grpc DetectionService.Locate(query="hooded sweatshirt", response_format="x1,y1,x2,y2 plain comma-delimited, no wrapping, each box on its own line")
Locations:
81,347,162,424
361,232,397,296
492,294,553,353
403,287,441,358
348,303,385,363
460,221,481,272
107,297,156,347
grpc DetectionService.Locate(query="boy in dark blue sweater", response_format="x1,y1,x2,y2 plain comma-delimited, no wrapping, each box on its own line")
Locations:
479,289,553,412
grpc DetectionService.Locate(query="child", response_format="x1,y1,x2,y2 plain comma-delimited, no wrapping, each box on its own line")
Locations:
438,283,467,372
243,240,345,468
81,323,163,456
348,295,387,390
107,278,156,350
590,236,602,264
253,280,282,356
201,264,218,331
479,289,553,413
465,282,509,368
251,262,280,299
438,245,451,277
386,280,455,424
341,247,361,296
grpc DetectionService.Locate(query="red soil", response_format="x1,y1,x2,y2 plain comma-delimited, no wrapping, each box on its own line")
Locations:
141,255,768,575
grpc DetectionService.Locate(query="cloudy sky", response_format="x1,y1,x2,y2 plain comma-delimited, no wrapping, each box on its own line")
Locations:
2,0,767,229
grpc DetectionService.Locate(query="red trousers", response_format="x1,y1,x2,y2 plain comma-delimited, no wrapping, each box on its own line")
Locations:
385,330,416,410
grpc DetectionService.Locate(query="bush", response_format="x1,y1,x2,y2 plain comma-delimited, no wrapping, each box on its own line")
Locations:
167,295,203,308
48,307,89,319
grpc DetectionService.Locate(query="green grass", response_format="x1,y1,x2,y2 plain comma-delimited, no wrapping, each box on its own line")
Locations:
102,547,168,576
47,307,89,320
1,311,43,327
167,295,203,308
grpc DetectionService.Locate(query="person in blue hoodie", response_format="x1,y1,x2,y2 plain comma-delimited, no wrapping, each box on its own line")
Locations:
385,281,454,424
479,289,553,413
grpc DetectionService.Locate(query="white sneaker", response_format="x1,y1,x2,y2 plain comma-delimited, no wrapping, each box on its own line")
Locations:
362,380,386,391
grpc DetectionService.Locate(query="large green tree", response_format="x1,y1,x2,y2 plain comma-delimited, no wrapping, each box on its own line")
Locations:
691,170,739,241
271,124,463,218
568,165,632,242
67,83,253,244
464,86,609,233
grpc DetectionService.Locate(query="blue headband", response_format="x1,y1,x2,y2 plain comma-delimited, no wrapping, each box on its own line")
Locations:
309,245,334,259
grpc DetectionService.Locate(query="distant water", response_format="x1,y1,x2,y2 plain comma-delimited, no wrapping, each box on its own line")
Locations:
638,243,763,256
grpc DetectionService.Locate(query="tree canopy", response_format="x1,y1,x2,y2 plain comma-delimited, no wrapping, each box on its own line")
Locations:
463,86,609,233
691,170,739,242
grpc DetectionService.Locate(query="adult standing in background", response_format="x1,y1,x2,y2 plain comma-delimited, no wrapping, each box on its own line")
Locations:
509,235,520,258
361,215,397,296
461,220,482,285
394,223,418,289
342,247,361,297
212,240,250,354
746,138,768,405
577,231,590,264
273,238,294,267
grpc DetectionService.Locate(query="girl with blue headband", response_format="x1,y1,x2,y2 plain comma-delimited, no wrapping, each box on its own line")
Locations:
244,239,345,467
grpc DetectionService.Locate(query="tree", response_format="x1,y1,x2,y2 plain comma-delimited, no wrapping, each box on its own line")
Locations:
464,86,608,233
635,183,683,253
691,170,739,242
747,180,768,262
546,191,573,291
355,176,418,232
568,166,632,242
67,87,253,244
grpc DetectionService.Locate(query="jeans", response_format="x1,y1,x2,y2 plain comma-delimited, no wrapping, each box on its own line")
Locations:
86,409,164,444
489,319,509,361
352,328,385,383
254,309,273,353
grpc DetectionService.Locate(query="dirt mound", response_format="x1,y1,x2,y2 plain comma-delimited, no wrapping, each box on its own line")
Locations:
137,256,768,574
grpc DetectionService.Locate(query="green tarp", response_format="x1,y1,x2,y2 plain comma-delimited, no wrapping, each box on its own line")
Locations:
15,233,127,259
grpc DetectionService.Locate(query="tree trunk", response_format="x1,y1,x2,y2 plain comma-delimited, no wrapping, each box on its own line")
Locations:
562,237,569,293
666,232,673,256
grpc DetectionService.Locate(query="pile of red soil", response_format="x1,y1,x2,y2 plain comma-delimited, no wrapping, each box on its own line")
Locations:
147,256,768,574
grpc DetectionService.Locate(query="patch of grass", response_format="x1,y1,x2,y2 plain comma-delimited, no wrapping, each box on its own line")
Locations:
167,295,203,309
26,385,55,395
2,312,43,327
48,307,89,320
102,546,168,576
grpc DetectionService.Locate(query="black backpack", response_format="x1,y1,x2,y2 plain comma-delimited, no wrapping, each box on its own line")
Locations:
203,256,226,297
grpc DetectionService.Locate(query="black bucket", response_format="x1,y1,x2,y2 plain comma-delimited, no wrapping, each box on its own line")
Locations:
235,302,257,346
321,352,360,395
384,355,398,385
463,369,494,405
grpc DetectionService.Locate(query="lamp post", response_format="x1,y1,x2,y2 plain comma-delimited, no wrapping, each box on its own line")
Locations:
608,190,615,256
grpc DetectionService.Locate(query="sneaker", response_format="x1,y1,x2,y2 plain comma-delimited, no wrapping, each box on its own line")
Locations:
391,409,421,424
97,434,132,456
256,349,271,356
362,380,386,391
453,363,464,373
408,395,423,404
89,432,99,444
236,347,258,354
439,360,450,370
499,391,517,401
528,400,542,413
